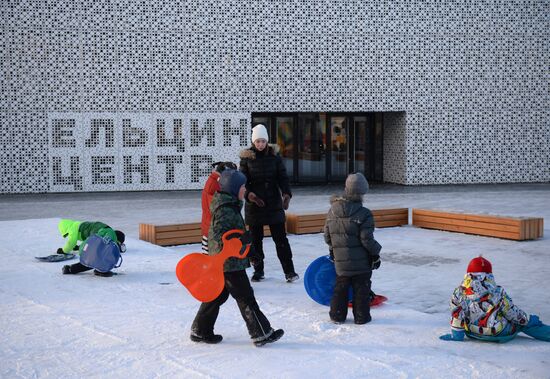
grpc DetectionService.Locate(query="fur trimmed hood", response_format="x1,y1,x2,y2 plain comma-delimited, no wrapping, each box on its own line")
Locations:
330,193,364,204
329,193,364,218
239,144,280,160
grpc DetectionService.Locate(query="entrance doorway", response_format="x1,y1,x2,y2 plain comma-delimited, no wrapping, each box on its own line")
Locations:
252,112,383,184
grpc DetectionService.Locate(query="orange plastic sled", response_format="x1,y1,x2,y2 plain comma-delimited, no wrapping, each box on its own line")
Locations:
175,229,251,303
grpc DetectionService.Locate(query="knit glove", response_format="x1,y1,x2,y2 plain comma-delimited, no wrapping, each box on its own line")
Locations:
282,194,291,210
248,192,265,207
371,256,381,270
439,329,465,341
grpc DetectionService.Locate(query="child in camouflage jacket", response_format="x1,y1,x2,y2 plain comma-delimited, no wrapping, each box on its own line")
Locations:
190,169,284,347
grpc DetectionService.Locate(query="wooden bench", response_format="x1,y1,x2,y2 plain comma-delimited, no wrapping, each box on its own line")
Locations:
411,209,544,241
285,208,409,235
139,222,203,246
139,223,275,246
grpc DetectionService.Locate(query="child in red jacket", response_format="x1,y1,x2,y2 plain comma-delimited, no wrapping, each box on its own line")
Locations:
201,161,237,251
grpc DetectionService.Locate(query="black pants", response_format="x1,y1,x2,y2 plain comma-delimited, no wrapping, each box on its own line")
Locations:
329,272,372,324
191,270,272,341
66,262,93,274
248,223,295,275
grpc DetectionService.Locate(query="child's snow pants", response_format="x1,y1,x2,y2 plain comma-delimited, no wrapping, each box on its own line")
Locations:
330,272,372,324
191,269,273,341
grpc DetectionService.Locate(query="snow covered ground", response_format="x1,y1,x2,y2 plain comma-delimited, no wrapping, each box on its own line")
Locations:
1,185,550,378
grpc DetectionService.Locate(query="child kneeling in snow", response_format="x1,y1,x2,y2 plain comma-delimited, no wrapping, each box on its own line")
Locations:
190,169,284,346
440,256,548,343
323,173,382,324
58,219,126,277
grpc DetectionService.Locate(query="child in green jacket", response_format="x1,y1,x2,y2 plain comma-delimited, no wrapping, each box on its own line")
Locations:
57,219,125,277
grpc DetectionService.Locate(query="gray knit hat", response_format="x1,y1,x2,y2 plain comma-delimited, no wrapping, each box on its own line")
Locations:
345,173,369,195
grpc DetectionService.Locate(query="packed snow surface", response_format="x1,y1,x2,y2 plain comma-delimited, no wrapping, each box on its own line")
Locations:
1,185,549,378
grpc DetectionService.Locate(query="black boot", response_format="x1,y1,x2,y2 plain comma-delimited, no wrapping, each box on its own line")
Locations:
285,272,299,283
354,315,372,325
251,271,264,282
94,270,114,277
190,333,223,344
254,329,284,347
62,265,72,274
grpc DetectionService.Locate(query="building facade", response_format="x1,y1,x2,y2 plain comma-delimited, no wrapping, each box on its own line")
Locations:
1,1,549,193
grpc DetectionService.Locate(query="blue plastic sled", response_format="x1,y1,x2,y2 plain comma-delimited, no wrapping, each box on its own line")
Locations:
304,255,387,307
304,255,352,306
466,323,550,343
467,331,519,343
522,324,550,342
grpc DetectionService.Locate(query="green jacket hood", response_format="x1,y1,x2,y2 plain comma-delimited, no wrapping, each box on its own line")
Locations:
58,219,83,254
58,219,79,236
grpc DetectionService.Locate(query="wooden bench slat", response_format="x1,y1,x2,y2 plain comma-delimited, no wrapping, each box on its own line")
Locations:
413,220,521,240
412,209,522,226
156,229,203,239
375,220,408,228
284,208,409,234
374,213,409,222
297,219,327,228
371,208,409,216
412,209,543,241
413,214,523,233
294,226,324,234
289,214,328,221
154,223,202,232
155,236,203,246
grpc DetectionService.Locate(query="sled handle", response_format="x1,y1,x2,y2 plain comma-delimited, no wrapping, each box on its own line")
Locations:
114,255,123,268
221,229,251,258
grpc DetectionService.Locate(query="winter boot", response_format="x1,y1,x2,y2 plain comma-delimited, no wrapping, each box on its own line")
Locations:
354,315,372,325
62,265,72,274
190,333,223,344
285,272,299,283
94,270,114,277
251,271,265,282
254,328,284,347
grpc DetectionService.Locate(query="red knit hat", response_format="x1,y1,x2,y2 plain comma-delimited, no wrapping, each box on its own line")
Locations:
467,256,492,273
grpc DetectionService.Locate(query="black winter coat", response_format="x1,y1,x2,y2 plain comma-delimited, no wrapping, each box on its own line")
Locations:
323,194,382,276
239,144,292,226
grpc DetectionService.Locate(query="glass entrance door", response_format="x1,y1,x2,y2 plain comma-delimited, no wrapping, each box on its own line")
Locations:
353,116,366,175
330,116,348,180
353,116,374,179
275,116,294,177
297,113,326,182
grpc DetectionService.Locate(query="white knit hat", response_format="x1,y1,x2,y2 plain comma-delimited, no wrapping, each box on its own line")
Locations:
251,124,269,143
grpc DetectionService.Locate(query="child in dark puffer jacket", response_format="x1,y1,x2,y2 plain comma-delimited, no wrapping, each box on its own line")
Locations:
323,173,382,324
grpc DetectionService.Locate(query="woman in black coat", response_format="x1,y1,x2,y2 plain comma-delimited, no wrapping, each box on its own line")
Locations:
239,124,299,283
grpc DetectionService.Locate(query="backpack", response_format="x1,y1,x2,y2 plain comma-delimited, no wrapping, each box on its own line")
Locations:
80,234,123,273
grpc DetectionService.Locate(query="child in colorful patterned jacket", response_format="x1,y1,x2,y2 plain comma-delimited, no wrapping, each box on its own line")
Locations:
440,256,549,343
